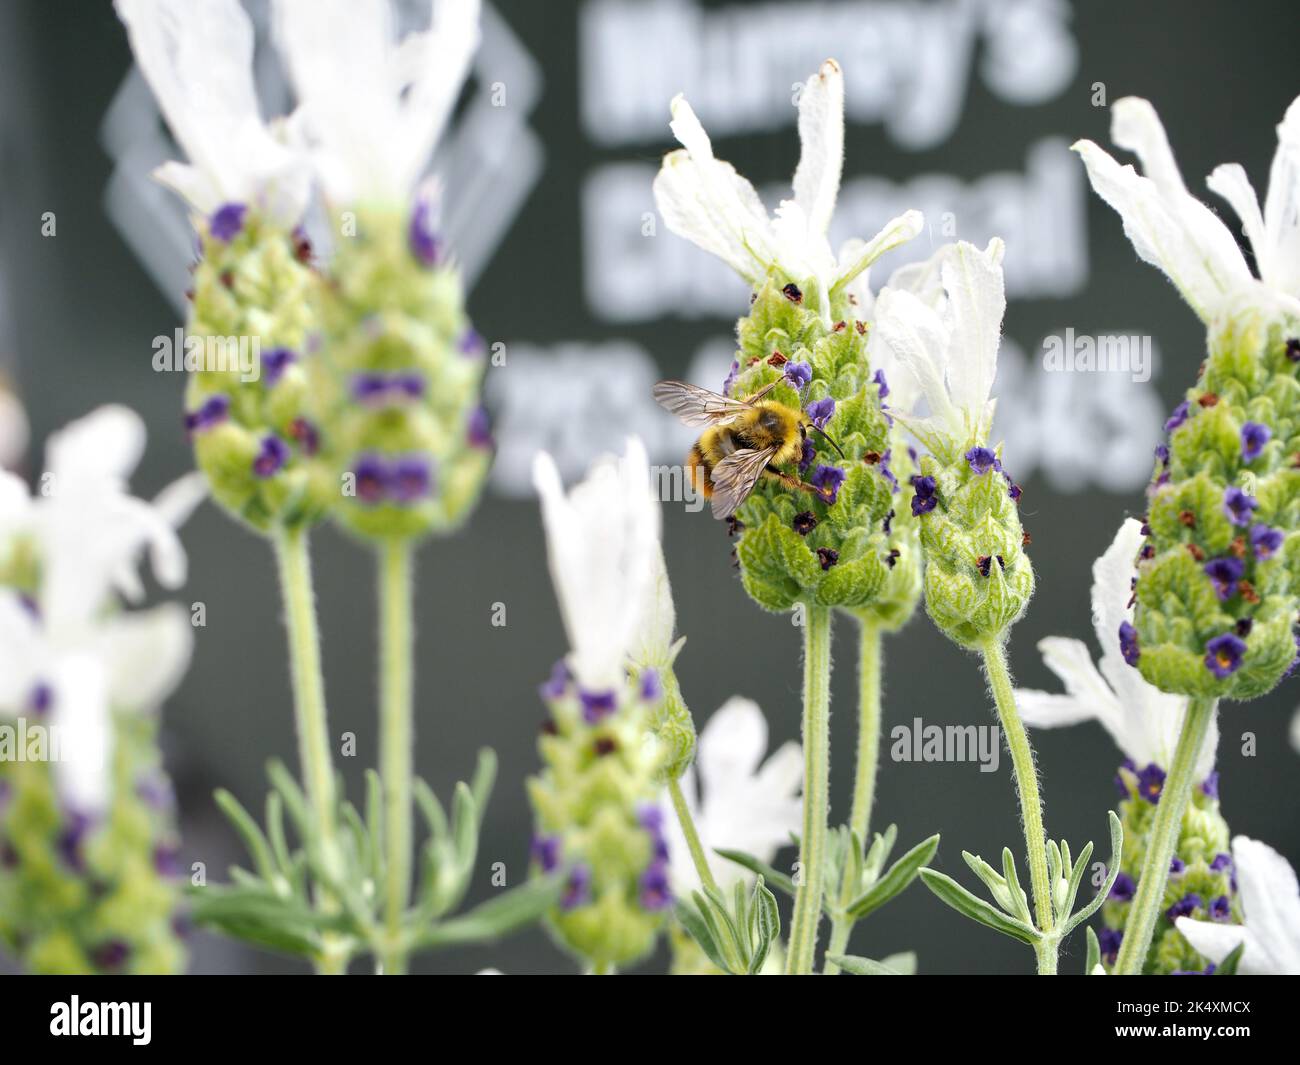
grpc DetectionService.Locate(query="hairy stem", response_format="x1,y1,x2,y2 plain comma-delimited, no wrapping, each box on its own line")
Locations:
824,619,883,975
273,525,346,974
1114,696,1217,976
667,776,718,894
785,604,833,976
980,636,1056,973
378,537,415,974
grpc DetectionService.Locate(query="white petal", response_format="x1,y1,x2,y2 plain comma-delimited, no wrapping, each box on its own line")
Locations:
50,653,113,816
753,739,803,800
833,209,924,293
872,286,958,435
1090,519,1143,668
1260,95,1300,297
697,696,769,791
1231,836,1300,974
1074,99,1252,322
791,59,844,240
45,404,144,486
627,541,676,669
117,0,309,221
533,439,660,693
655,95,776,279
0,591,42,711
653,152,763,280
1174,917,1267,974
273,0,479,203
153,470,208,530
1014,688,1099,730
939,239,1005,437
99,604,194,711
1206,163,1268,276
864,324,923,414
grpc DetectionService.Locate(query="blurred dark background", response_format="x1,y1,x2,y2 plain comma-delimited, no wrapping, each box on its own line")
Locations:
1,0,1295,974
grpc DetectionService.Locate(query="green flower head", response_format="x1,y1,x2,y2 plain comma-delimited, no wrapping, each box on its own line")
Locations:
652,58,925,619
871,239,1034,646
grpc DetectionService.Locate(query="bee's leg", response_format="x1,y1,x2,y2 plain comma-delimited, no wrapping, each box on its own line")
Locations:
763,468,825,501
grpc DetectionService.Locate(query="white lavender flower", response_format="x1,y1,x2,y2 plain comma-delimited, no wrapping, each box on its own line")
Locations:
0,406,200,814
116,0,310,225
652,58,922,321
661,697,802,896
1177,837,1300,975
533,437,661,698
871,239,1007,458
1074,94,1300,325
271,0,480,208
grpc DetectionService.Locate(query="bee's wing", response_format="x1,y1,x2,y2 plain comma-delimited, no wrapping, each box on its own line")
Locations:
710,446,777,519
652,380,755,427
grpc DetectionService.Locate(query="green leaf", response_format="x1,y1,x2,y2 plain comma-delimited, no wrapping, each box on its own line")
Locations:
715,848,795,897
265,792,293,879
748,878,780,975
187,884,344,958
1085,926,1101,974
1062,812,1123,935
825,953,909,975
879,951,918,975
409,876,563,951
845,833,939,921
1000,847,1033,925
1058,839,1095,929
414,777,449,843
213,788,276,883
920,869,1039,945
862,824,898,883
451,782,479,869
470,748,497,820
674,896,733,974
1214,942,1245,976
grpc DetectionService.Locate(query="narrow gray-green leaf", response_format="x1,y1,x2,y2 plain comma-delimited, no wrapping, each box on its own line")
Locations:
1062,812,1123,936
715,849,795,897
845,833,939,921
920,869,1039,946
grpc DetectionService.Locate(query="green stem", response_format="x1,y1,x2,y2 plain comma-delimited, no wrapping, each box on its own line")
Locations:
668,774,747,973
824,619,883,975
980,637,1055,973
785,604,833,976
667,777,719,894
272,525,346,974
1114,696,1217,976
378,537,415,975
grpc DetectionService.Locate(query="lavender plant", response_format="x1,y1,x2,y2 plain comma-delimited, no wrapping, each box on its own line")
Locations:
1074,93,1300,975
0,407,202,973
651,59,943,976
115,0,550,976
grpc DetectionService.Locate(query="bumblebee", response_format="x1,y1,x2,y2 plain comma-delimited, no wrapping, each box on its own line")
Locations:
653,379,844,519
